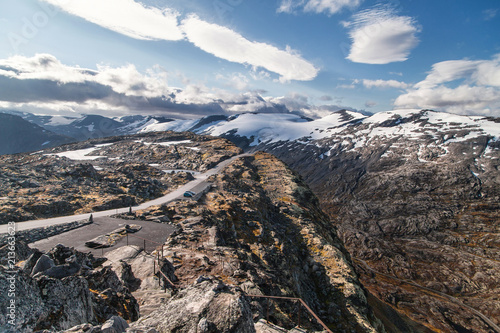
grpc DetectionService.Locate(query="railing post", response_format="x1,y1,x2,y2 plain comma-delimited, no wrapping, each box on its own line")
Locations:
153,258,156,275
298,300,301,328
267,298,270,323
126,233,129,246
144,239,146,253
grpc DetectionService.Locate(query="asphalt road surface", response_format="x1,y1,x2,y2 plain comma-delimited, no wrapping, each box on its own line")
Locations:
30,217,177,256
0,153,248,233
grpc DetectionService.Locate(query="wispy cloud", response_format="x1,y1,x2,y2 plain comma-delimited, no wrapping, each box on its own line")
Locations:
40,0,318,82
278,0,362,15
483,8,498,21
395,54,500,116
41,0,184,41
343,5,420,64
362,79,409,89
181,15,318,82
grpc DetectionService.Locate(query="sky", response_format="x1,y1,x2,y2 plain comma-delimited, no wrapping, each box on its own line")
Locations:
0,0,499,119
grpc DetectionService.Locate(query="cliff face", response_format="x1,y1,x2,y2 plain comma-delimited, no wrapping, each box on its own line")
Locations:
258,111,500,332
134,152,388,332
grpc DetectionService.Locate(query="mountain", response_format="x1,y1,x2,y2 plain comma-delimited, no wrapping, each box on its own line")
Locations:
0,113,74,155
1,111,177,145
195,109,500,333
2,108,499,332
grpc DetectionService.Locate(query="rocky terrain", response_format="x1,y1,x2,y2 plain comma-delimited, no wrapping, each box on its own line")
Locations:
0,152,404,333
251,110,500,332
0,242,139,332
123,152,424,332
0,131,240,223
2,109,499,332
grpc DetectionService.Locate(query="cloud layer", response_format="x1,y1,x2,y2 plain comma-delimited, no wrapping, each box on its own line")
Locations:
40,0,318,82
278,0,362,15
395,54,500,116
344,6,420,64
0,54,329,118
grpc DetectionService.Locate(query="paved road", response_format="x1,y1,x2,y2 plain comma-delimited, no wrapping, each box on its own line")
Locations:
30,217,177,256
1,153,249,233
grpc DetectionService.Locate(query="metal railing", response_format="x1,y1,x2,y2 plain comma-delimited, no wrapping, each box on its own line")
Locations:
246,294,333,333
90,232,176,291
89,234,332,332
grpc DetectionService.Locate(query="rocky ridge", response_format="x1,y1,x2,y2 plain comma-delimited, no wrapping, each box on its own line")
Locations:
1,152,402,333
124,152,397,332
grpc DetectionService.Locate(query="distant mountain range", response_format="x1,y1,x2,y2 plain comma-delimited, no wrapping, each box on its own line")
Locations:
2,108,499,155
0,113,74,155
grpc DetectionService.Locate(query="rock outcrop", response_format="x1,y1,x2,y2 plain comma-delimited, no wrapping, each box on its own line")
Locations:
130,278,255,333
0,244,138,332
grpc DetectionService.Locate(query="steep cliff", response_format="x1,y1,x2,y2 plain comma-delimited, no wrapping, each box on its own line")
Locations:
258,110,500,332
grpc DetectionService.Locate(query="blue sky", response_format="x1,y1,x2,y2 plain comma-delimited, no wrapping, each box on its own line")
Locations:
0,0,499,118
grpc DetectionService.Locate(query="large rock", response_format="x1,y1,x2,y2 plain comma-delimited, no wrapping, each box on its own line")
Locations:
130,278,255,333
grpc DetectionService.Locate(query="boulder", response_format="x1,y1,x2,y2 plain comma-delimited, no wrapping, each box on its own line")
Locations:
101,316,129,333
130,279,255,333
31,254,55,276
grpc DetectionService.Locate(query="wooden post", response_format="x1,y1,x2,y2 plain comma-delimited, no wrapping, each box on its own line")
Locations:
267,298,270,323
298,301,301,328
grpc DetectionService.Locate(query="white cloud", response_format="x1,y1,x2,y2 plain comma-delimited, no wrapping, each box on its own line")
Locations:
362,79,409,89
41,0,184,41
395,54,500,116
42,0,318,82
0,54,170,98
278,0,362,15
344,6,420,64
365,100,377,108
181,15,318,82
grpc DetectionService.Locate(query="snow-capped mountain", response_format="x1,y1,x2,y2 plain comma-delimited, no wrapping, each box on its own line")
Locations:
138,109,500,152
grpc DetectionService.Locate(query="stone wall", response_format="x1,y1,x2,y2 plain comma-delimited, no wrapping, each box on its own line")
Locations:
0,220,92,245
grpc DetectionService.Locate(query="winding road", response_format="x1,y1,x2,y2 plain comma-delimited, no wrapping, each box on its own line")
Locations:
0,153,249,233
